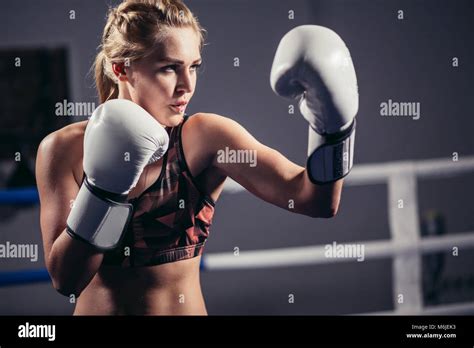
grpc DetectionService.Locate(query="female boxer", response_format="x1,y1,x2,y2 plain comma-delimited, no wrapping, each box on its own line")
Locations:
36,0,357,315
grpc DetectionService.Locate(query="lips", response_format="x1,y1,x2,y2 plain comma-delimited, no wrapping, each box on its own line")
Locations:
170,102,187,113
172,100,188,106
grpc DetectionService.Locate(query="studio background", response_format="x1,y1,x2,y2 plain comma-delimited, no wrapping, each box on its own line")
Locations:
0,0,473,314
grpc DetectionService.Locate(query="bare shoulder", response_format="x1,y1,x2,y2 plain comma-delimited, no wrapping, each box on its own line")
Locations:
185,112,254,145
36,121,87,184
186,112,241,132
38,121,86,162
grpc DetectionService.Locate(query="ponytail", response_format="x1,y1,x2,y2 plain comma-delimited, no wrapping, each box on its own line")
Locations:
94,51,119,103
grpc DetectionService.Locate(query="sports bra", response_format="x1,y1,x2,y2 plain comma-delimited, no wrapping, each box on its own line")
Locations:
87,115,216,267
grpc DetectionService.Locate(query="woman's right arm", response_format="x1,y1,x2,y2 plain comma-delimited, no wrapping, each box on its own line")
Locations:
36,130,103,297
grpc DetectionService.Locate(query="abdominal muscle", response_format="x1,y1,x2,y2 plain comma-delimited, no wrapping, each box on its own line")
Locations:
73,255,207,315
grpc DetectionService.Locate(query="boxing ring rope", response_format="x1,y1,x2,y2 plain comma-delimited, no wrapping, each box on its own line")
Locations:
0,186,38,205
203,233,474,269
1,156,473,315
217,156,474,315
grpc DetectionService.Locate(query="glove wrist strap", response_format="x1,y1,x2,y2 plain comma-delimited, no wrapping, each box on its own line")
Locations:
306,119,356,185
66,178,133,250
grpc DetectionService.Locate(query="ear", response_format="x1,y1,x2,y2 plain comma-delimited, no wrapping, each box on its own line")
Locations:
112,62,127,81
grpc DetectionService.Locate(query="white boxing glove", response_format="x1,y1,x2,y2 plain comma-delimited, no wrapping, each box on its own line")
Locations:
270,25,358,184
66,99,169,250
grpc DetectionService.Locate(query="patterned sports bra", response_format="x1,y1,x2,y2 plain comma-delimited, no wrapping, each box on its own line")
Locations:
90,115,216,267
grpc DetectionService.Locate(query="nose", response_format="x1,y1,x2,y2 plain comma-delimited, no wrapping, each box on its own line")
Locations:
176,69,193,94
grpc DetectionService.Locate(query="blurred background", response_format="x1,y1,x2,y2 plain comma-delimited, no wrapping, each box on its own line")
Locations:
0,0,473,315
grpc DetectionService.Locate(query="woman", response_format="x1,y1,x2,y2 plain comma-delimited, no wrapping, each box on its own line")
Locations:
35,0,355,315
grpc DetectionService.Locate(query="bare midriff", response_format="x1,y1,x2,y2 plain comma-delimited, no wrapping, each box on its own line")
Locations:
73,256,207,315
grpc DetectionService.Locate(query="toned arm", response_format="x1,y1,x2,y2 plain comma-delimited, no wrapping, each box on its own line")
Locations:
36,129,103,296
189,113,342,218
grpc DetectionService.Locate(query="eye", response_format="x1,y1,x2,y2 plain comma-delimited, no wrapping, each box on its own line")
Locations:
190,63,202,72
161,65,177,72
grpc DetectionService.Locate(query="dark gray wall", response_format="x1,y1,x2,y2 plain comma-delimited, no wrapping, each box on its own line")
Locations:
0,0,473,315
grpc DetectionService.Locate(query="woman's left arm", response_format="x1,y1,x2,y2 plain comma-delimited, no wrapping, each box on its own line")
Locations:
191,113,342,218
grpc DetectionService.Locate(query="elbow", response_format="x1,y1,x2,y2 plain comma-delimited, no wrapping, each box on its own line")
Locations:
318,206,339,218
307,203,340,219
51,279,74,298
47,258,84,298
301,177,343,219
50,271,83,298
46,234,102,298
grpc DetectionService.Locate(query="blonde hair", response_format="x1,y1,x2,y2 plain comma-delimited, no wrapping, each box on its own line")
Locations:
94,0,206,103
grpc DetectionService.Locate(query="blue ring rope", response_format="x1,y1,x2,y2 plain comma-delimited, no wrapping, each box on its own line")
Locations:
0,187,208,285
0,269,51,286
0,187,39,204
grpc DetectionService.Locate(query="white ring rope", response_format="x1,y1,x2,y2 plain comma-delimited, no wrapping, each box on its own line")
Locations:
222,156,474,192
215,155,474,315
205,232,474,270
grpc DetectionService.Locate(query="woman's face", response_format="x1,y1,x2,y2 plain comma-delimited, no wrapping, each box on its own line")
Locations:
123,27,202,127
